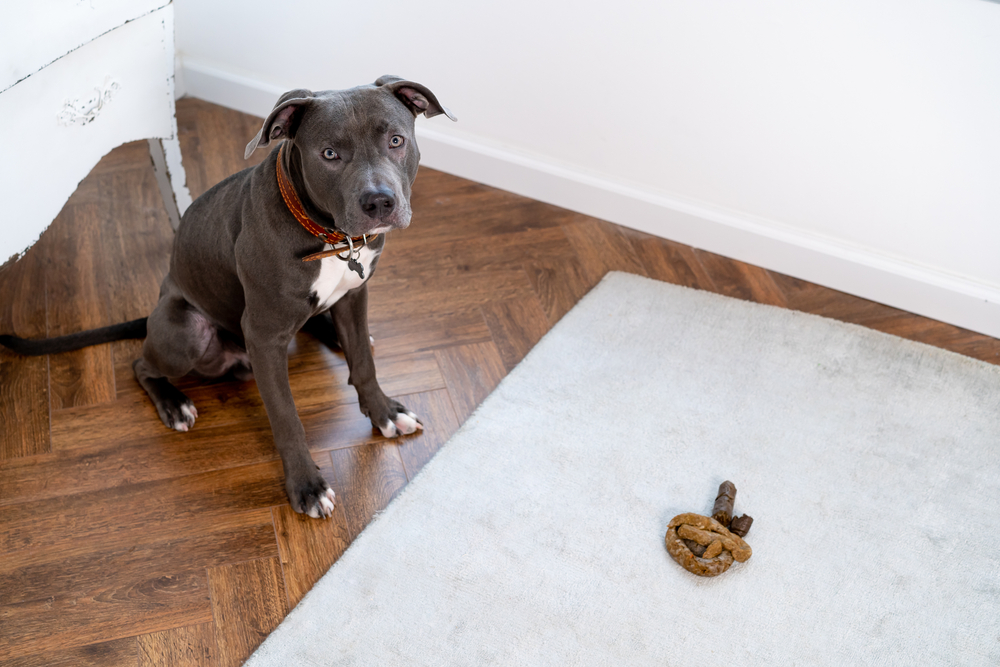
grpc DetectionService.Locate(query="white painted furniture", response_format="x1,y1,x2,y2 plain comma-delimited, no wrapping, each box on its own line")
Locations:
0,0,191,266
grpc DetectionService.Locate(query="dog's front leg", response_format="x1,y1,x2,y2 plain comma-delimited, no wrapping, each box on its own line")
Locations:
331,284,422,438
243,319,336,518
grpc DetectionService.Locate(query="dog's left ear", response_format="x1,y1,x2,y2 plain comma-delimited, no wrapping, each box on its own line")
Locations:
375,76,457,121
245,89,316,159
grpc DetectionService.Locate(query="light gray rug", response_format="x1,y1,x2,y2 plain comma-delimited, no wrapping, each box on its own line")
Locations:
247,272,1000,666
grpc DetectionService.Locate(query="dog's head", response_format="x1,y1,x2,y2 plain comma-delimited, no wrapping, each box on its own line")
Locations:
246,76,456,237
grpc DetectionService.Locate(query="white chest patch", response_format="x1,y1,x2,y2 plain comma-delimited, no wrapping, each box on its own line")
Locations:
310,245,377,312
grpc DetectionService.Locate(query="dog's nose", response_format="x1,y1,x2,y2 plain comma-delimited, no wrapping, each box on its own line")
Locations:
359,188,396,219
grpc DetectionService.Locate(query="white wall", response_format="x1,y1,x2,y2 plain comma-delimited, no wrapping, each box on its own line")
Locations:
175,0,1000,337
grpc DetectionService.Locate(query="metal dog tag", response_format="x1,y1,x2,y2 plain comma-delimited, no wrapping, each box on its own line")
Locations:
347,256,364,279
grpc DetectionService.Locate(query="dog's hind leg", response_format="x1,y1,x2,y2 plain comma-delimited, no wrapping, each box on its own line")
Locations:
134,360,199,432
133,279,217,432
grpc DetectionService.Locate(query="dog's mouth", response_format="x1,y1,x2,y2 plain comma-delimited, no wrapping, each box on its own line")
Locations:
337,207,411,238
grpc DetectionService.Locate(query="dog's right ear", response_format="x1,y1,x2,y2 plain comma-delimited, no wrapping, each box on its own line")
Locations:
245,89,315,159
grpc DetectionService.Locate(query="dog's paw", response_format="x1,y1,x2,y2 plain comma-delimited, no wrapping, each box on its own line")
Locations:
378,409,423,438
306,487,337,519
289,478,336,519
156,395,198,433
360,394,423,438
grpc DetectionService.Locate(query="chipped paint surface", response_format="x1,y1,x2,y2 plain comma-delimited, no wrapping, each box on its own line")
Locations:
0,0,170,94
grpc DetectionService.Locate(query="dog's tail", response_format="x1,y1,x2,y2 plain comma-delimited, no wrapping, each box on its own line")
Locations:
0,318,148,356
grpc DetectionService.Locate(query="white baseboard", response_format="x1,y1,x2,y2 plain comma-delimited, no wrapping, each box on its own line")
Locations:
179,58,1000,340
180,57,285,117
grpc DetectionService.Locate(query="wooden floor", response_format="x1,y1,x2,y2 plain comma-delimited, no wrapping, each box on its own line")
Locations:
1,98,997,666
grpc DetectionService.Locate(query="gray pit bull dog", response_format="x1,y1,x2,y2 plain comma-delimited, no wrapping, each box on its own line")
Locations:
0,76,456,519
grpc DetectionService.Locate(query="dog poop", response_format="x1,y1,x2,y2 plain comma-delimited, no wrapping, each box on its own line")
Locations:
711,480,737,526
664,481,754,577
682,538,707,557
729,514,754,538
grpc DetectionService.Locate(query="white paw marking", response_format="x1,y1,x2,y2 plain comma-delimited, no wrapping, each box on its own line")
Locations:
306,488,337,519
173,403,197,432
380,411,422,437
394,411,421,435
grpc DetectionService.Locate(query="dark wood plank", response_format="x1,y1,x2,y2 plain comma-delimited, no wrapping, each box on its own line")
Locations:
407,170,572,247
0,417,280,507
522,252,593,326
0,464,286,569
367,304,494,357
619,227,717,290
0,568,207,663
481,295,551,372
208,557,288,667
693,249,788,307
0,244,50,459
0,231,48,337
41,201,116,410
303,401,399,452
0,351,50,459
433,341,508,424
514,221,610,326
112,338,145,398
0,512,274,662
0,516,275,663
0,512,277,604
138,623,217,667
88,139,158,178
560,217,648,287
272,453,351,607
918,326,1000,365
97,161,174,326
394,389,463,480
2,637,137,667
176,98,269,200
273,503,352,608
367,227,552,319
329,443,409,540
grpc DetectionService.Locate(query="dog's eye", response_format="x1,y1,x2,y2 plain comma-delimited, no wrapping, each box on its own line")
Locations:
389,135,404,148
322,148,339,160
